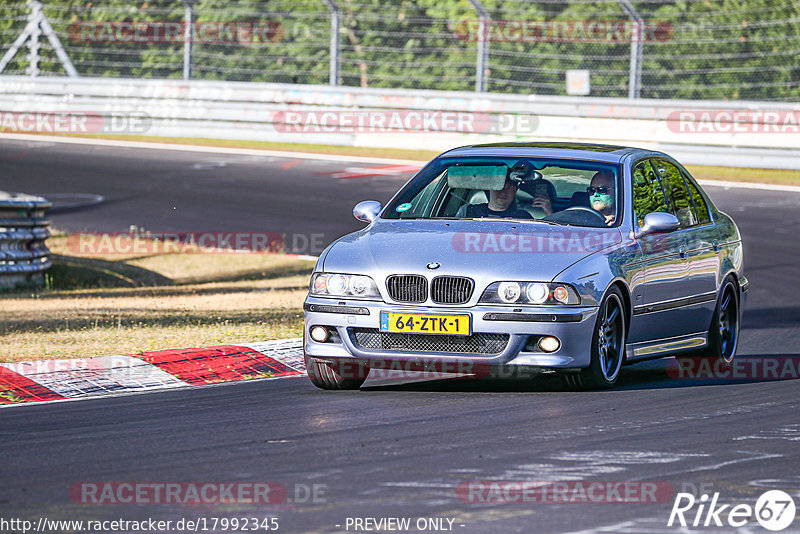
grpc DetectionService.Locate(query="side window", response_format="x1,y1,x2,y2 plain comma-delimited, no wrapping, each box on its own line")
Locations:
396,171,446,218
653,159,697,227
440,187,476,217
682,173,711,225
632,160,669,227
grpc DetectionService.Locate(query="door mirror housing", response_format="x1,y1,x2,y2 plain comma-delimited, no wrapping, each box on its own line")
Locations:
635,212,680,238
353,200,382,223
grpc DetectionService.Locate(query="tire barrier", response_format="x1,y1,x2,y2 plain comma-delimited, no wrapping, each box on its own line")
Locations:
0,190,51,289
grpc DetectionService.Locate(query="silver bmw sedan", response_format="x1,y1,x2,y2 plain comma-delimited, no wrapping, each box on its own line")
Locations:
303,142,747,390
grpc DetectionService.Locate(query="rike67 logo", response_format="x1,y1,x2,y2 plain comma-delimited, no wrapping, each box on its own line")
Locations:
668,490,796,531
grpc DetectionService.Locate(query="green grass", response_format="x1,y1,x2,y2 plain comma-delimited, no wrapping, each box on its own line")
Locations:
0,391,23,403
685,165,800,186
0,234,313,362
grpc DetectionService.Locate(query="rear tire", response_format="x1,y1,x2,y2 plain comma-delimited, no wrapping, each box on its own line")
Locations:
565,286,627,391
305,352,370,390
694,278,740,365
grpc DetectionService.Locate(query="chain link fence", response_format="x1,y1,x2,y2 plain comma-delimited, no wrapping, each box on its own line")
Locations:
0,0,798,101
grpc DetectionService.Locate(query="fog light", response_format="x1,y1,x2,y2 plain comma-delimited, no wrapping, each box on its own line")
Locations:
310,326,330,343
538,336,561,353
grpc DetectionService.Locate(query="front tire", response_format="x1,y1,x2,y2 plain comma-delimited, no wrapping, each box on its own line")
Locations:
305,353,370,390
565,286,627,390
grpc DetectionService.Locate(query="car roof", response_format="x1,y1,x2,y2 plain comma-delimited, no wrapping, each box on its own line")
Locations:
439,141,665,164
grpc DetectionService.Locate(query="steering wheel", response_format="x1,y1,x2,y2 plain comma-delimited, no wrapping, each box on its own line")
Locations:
564,205,607,223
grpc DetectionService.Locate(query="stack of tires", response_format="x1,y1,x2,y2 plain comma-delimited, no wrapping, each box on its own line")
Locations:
0,191,51,289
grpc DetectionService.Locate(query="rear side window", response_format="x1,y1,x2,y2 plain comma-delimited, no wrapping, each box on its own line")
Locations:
653,159,697,228
682,173,712,225
632,160,669,227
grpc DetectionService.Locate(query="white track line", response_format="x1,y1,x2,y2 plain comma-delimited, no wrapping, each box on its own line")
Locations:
4,132,800,193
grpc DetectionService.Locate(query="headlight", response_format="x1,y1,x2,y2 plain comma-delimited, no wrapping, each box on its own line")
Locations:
327,274,347,295
480,282,581,305
497,281,521,303
309,273,381,300
526,282,548,304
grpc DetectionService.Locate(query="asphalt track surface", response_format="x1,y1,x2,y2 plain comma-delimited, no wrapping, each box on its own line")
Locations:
1,138,800,533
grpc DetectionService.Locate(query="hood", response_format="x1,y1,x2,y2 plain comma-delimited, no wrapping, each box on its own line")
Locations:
322,219,621,283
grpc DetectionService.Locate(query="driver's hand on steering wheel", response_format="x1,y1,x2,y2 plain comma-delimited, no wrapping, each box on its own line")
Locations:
531,195,553,216
604,214,615,226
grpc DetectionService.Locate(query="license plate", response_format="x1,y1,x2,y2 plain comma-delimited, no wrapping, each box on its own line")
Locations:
380,312,471,336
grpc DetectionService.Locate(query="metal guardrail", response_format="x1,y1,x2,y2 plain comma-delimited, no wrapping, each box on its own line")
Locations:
0,191,51,289
0,76,799,169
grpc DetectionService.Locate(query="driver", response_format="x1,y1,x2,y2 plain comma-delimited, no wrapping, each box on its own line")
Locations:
587,170,617,226
463,177,533,219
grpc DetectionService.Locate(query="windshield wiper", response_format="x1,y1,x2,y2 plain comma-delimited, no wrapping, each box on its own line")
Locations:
468,217,567,226
520,219,567,226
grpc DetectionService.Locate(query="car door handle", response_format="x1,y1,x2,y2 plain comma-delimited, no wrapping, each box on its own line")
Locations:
712,240,720,253
679,246,687,259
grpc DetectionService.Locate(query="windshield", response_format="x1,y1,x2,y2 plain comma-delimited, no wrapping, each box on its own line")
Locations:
384,156,623,228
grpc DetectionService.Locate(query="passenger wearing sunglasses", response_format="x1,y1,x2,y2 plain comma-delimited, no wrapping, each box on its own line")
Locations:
587,170,616,226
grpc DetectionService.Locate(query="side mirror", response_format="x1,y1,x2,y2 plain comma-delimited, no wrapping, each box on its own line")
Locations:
353,200,382,223
635,212,680,238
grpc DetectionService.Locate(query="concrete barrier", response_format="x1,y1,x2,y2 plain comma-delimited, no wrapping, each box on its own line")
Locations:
0,76,798,168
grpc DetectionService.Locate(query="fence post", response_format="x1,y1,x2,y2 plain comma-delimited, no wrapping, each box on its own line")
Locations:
617,0,643,98
0,0,78,77
466,0,489,93
26,0,42,76
322,0,340,85
182,0,194,80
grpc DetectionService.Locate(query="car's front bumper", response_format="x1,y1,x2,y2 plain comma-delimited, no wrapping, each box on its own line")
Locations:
303,296,600,371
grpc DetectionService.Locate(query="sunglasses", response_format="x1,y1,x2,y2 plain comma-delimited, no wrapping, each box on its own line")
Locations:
587,186,611,194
